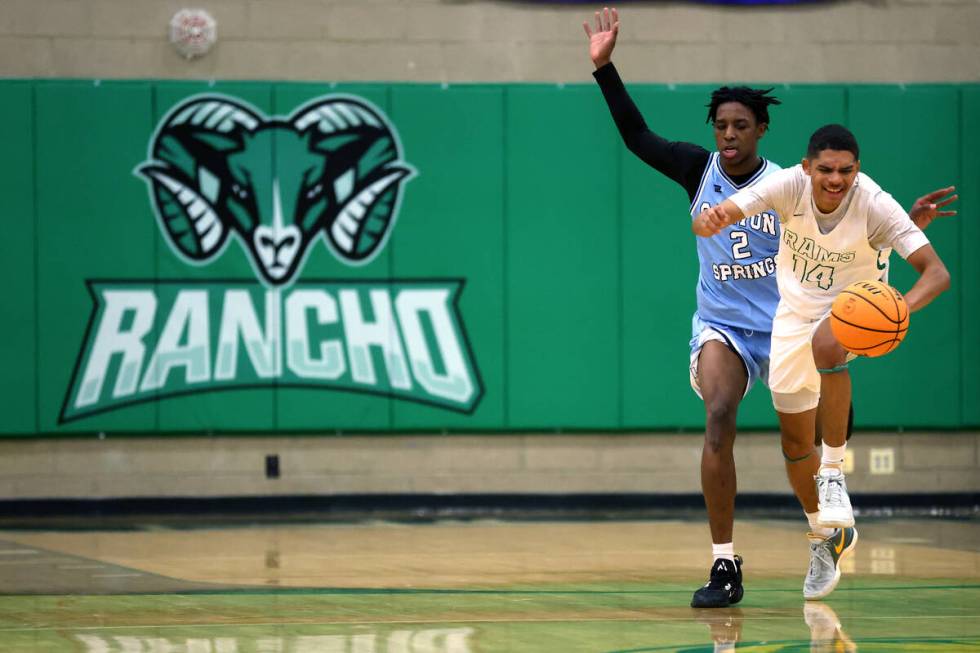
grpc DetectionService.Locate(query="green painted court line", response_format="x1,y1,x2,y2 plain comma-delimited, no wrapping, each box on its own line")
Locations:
609,635,980,653
2,613,979,634
4,582,976,597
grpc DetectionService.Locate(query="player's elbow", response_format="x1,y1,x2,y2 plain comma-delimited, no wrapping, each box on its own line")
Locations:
926,261,951,296
935,265,951,294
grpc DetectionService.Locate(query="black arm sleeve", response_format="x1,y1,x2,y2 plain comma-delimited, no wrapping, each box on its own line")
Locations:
593,62,710,203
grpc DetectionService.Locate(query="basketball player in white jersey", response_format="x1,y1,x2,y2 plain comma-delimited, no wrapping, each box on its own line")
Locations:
585,7,957,608
692,124,951,600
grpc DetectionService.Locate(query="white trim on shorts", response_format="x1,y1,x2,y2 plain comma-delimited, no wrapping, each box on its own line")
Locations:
689,326,752,401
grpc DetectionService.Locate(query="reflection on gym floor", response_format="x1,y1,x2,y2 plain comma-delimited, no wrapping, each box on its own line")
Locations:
0,517,977,652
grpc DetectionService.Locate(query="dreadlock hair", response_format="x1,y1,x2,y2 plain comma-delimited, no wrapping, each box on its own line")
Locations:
807,124,860,160
706,87,782,126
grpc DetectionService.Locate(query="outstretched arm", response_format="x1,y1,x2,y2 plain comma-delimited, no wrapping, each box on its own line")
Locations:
908,186,958,231
903,244,951,313
692,199,745,237
585,8,709,198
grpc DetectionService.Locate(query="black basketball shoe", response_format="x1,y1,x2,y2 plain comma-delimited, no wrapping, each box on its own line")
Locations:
691,555,744,608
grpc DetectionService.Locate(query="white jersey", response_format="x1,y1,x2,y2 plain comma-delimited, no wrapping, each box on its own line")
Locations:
731,165,929,319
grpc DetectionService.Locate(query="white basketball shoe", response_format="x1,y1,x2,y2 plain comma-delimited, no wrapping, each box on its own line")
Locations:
816,466,854,528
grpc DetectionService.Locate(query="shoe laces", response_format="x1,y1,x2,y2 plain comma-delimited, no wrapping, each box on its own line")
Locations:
704,558,739,589
819,470,845,507
807,540,834,578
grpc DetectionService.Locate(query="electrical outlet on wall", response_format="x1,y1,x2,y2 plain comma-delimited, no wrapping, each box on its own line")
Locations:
870,448,895,475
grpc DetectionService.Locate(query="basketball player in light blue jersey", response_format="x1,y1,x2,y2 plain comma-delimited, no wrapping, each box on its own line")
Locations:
688,152,782,405
585,6,957,608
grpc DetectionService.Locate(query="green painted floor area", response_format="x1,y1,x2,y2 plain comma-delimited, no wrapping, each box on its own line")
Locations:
0,517,976,651
0,583,977,651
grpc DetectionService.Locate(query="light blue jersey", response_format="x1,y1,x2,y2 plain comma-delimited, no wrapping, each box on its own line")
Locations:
690,152,782,333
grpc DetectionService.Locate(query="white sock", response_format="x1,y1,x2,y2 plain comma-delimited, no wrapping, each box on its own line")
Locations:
712,542,735,562
806,511,834,538
821,443,847,468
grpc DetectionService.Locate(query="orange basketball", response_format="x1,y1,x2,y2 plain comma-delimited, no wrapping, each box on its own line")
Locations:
830,280,909,357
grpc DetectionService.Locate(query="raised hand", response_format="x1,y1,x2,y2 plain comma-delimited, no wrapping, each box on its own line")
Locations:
909,186,958,230
583,7,619,69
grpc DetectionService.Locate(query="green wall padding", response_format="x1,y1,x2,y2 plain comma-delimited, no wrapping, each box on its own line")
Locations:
2,80,976,435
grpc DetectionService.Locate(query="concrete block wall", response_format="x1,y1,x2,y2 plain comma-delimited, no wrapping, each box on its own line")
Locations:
0,433,976,500
0,0,977,82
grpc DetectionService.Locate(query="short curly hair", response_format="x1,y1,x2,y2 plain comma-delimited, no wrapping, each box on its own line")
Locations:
706,87,782,126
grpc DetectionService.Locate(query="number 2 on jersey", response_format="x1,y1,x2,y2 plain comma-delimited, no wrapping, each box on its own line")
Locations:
729,231,751,260
699,202,752,262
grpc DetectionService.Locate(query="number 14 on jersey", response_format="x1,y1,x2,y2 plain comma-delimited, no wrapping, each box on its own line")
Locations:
791,254,835,290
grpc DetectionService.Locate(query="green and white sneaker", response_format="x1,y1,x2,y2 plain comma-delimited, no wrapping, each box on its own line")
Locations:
804,527,858,601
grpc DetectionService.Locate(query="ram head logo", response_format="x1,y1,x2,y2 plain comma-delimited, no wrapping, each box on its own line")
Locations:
137,95,415,286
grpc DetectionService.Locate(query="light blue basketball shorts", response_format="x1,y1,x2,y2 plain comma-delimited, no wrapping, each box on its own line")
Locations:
689,314,772,399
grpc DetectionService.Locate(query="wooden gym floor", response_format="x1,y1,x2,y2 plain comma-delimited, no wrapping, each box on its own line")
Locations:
0,516,977,651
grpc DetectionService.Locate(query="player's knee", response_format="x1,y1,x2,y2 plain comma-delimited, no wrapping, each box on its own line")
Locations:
780,429,814,459
703,427,735,454
811,332,847,370
704,397,738,431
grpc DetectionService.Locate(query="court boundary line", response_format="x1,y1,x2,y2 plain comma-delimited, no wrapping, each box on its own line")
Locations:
2,582,980,598
2,613,980,633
